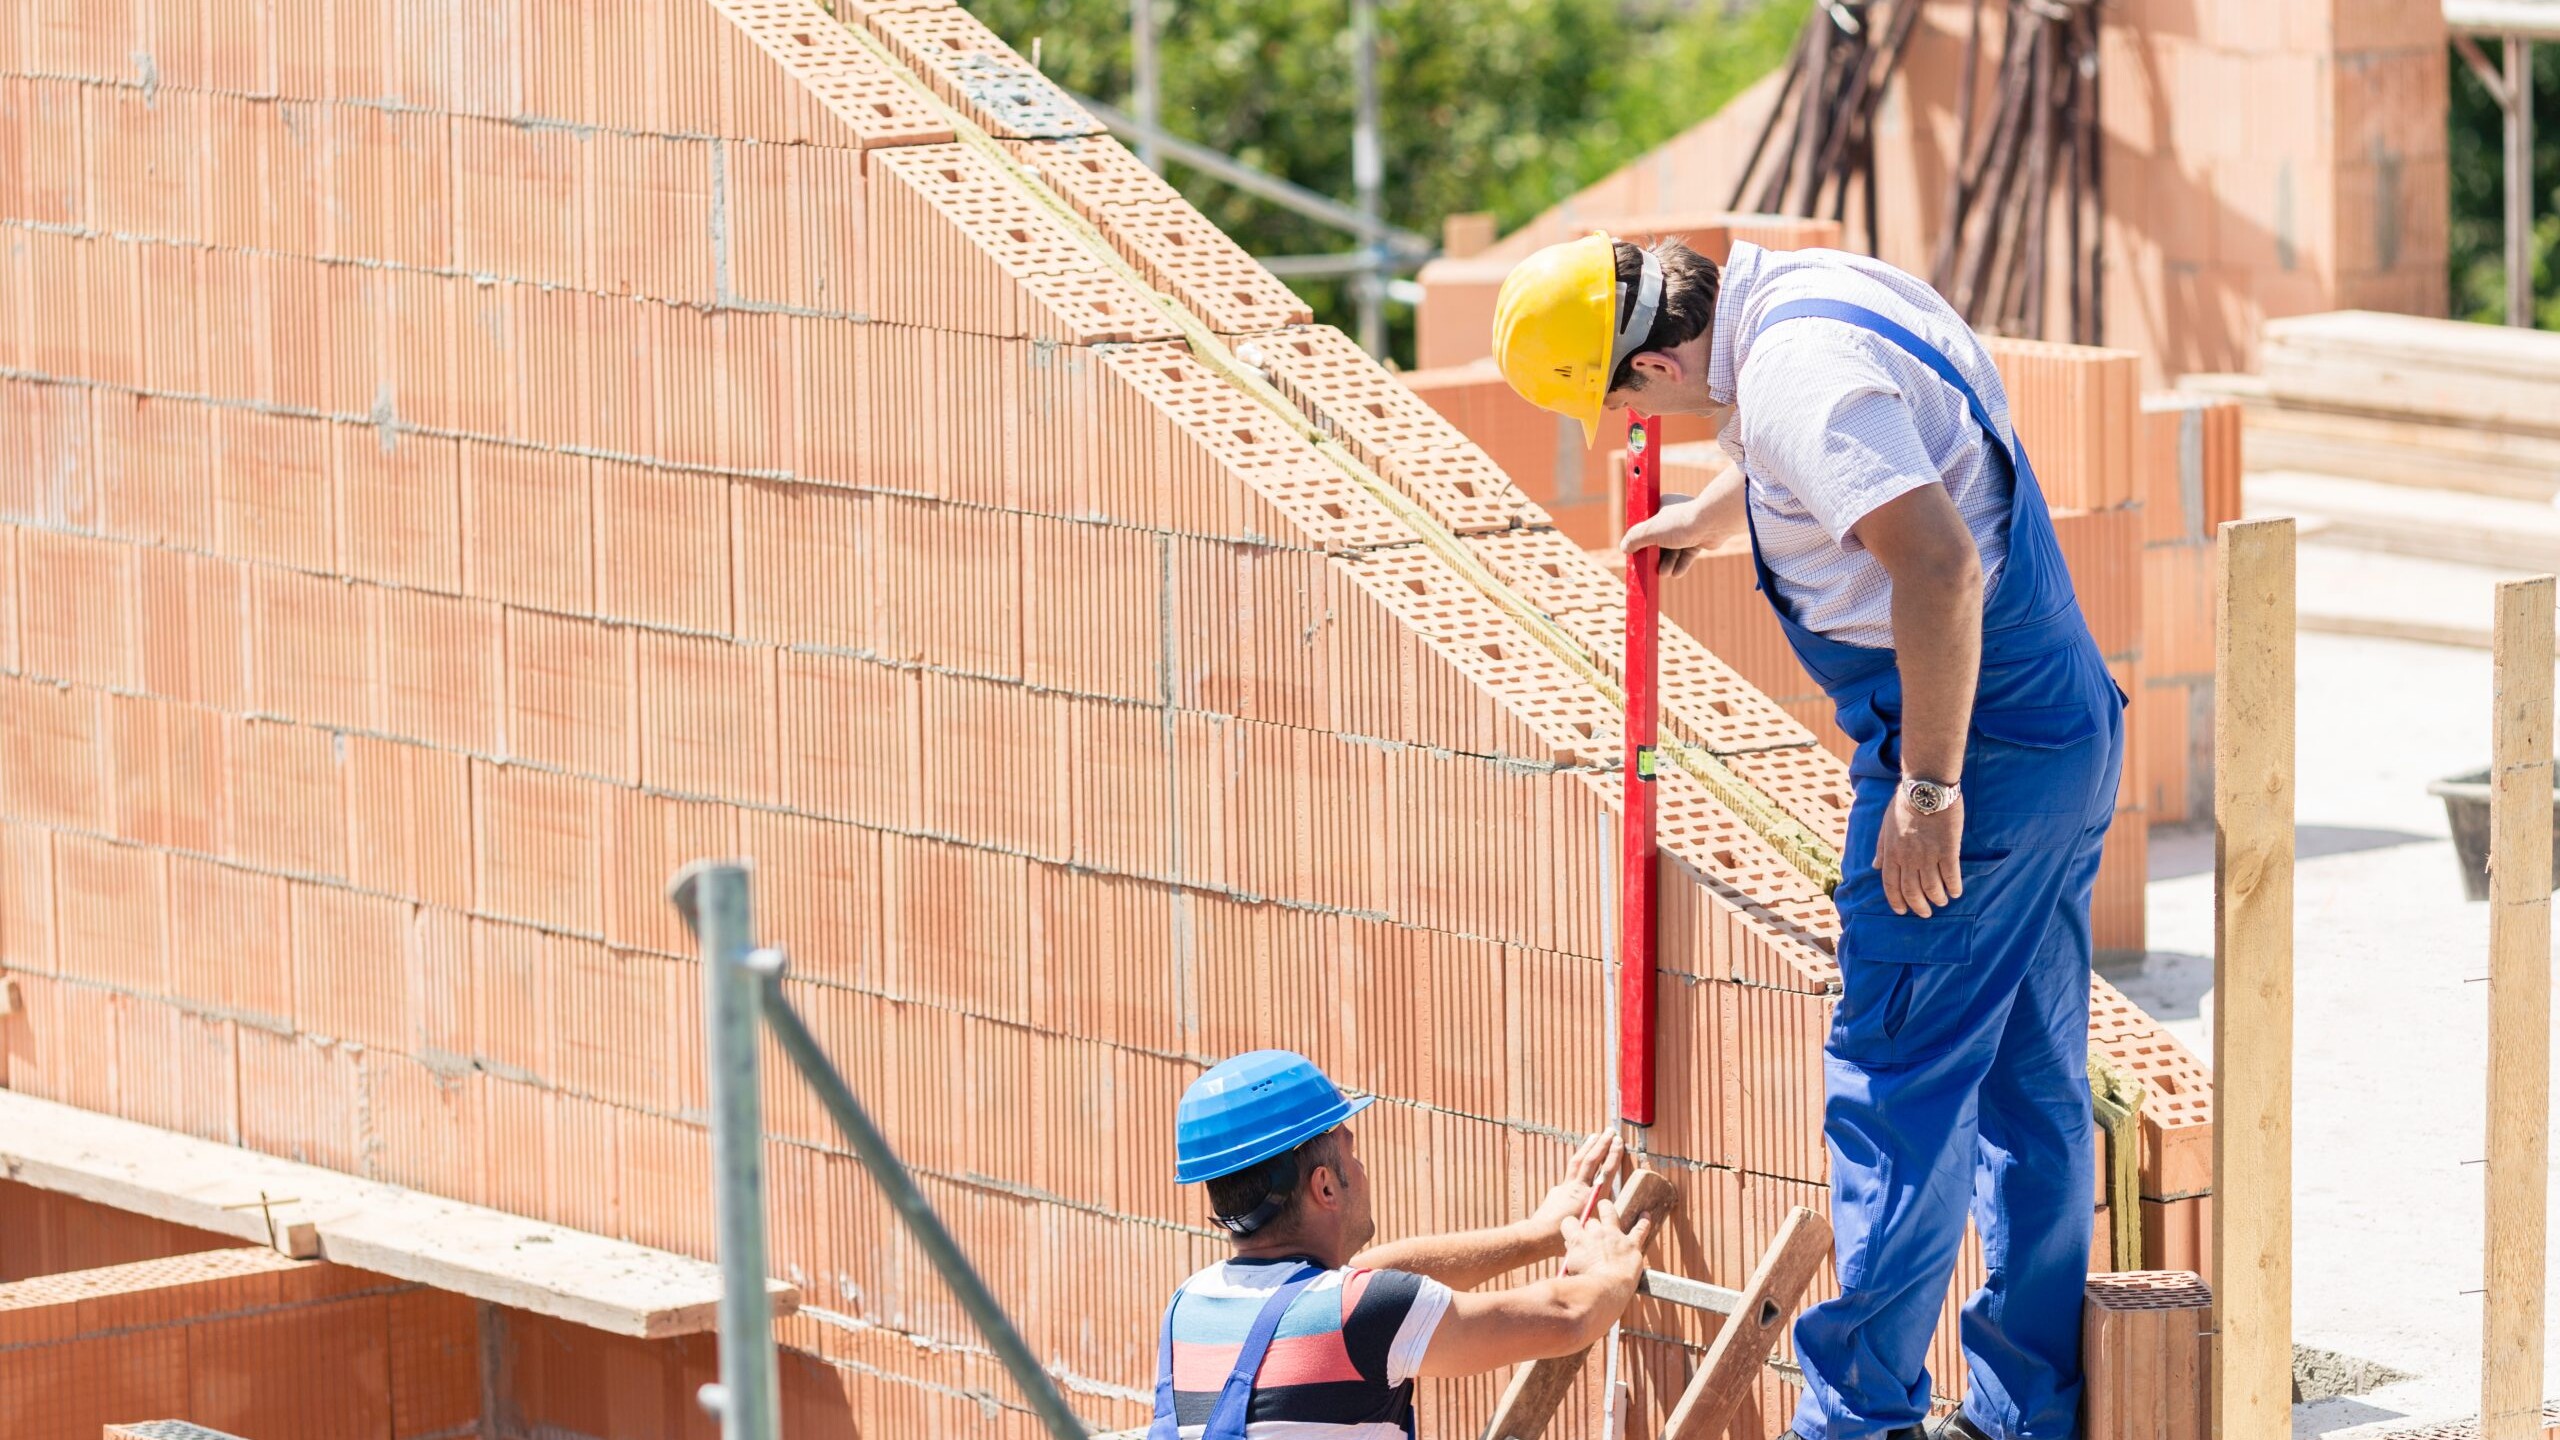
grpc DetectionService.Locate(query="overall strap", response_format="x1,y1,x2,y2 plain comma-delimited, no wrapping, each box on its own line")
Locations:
1755,297,2017,468
1150,1264,1327,1440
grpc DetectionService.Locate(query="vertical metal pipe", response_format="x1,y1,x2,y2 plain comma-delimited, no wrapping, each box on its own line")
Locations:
1619,413,1661,1127
1351,0,1386,356
2508,35,2535,328
1131,0,1159,170
675,861,780,1440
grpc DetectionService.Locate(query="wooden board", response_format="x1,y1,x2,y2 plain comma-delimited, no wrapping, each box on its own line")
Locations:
0,1090,795,1338
2212,517,2295,1440
2483,576,2555,1440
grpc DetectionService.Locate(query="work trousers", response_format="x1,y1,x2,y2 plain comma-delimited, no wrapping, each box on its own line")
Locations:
1789,661,2124,1440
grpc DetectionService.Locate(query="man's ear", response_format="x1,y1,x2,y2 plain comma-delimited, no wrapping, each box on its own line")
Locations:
1306,1160,1343,1210
1628,350,1683,387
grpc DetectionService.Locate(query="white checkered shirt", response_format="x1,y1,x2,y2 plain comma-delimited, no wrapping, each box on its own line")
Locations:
1709,242,2016,649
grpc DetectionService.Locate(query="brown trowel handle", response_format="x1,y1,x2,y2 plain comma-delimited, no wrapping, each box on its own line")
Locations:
1657,1206,1832,1440
1479,1169,1679,1440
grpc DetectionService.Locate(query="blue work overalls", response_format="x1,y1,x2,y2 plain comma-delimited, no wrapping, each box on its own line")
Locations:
1741,302,2125,1440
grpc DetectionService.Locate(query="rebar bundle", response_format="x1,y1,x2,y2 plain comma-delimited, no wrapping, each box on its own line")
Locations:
1728,0,2105,344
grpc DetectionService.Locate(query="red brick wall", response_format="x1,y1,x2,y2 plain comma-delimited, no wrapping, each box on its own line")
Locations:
0,2,2202,1436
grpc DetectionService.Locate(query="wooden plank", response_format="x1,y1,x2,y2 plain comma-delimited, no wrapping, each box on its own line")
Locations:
1635,1268,1741,1315
2212,516,2295,1440
1482,1169,1677,1440
2484,575,2556,1440
1657,1206,1831,1440
0,1090,796,1338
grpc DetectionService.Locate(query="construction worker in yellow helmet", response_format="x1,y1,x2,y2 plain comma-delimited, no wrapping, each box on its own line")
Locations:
1493,234,2127,1440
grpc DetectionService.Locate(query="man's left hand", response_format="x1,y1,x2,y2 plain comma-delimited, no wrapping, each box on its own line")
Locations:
1529,1131,1624,1236
1875,788,1965,918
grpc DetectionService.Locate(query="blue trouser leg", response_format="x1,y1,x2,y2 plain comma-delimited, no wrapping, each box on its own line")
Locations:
1791,702,2118,1440
1959,786,2114,1436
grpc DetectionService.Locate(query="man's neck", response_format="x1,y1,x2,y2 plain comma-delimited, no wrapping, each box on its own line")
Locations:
1232,1232,1348,1269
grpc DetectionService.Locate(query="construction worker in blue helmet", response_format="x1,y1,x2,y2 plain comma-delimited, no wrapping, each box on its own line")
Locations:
1146,1050,1651,1439
1494,234,2126,1440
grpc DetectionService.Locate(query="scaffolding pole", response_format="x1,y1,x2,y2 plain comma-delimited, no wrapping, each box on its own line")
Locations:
672,861,782,1440
1350,0,1387,356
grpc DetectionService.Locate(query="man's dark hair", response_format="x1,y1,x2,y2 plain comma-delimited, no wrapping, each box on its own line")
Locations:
1206,1129,1343,1238
1608,239,1721,394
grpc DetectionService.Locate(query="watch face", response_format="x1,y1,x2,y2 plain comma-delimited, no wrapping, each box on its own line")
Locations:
1906,781,1948,814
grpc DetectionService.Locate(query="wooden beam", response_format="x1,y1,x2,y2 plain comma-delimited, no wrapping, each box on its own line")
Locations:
2212,516,2295,1440
0,1090,795,1338
2484,575,2556,1440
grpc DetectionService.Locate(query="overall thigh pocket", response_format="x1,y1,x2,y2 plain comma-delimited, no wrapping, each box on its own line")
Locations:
1831,910,1990,1068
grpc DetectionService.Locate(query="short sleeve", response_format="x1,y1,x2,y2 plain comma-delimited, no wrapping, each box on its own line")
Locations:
1735,326,1944,553
1337,1269,1454,1388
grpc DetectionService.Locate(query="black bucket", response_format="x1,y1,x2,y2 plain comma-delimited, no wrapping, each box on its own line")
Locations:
2426,767,2560,902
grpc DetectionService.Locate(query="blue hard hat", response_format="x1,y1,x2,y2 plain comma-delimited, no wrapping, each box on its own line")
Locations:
1174,1050,1375,1185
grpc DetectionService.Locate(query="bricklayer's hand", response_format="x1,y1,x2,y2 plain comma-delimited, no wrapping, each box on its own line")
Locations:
1875,788,1965,918
1619,492,1721,578
1529,1130,1624,1239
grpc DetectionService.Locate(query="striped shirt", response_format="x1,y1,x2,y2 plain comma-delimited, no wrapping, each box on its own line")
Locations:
1709,242,2017,649
1157,1258,1452,1438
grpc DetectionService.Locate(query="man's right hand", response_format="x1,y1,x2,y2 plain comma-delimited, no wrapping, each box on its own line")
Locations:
1618,492,1715,578
1558,1199,1650,1281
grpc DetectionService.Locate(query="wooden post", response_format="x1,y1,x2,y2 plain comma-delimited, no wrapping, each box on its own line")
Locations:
2483,576,2555,1440
1483,1170,1678,1440
2212,518,2294,1440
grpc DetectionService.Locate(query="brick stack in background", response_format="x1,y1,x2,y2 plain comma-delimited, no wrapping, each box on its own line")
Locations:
1403,214,1841,547
0,1,2210,1435
2138,394,2243,828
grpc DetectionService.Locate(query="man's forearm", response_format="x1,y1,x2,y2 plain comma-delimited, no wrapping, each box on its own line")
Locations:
1890,557,1983,779
1351,1219,1557,1291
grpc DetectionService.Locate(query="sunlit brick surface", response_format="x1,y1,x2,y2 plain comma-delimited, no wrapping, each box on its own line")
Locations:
0,1,2210,1434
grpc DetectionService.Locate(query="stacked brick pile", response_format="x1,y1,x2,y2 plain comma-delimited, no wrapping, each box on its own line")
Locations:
0,0,2212,1435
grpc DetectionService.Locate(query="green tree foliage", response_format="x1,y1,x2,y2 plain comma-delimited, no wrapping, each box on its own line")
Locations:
970,0,1807,360
2449,41,2560,327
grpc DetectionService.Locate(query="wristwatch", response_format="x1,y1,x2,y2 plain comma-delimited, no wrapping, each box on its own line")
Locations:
1900,775,1961,815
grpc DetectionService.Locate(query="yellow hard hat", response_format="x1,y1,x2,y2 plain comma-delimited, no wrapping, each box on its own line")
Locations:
1490,233,1663,445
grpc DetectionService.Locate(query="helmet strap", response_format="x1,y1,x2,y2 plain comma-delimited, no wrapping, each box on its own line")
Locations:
1606,245,1665,382
1214,1153,1298,1237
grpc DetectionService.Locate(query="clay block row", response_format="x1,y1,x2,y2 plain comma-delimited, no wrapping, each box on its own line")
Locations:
1399,356,1671,548
0,0,951,153
0,1250,472,1440
857,5,1098,141
0,1180,240,1282
0,250,870,477
2,80,893,302
2138,392,2243,546
2136,672,2213,825
866,144,1171,343
1980,335,2143,512
1006,134,1311,336
2090,973,2214,1200
1253,325,1547,535
2144,539,2216,681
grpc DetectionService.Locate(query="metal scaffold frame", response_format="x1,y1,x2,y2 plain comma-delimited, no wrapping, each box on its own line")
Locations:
670,861,1095,1440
